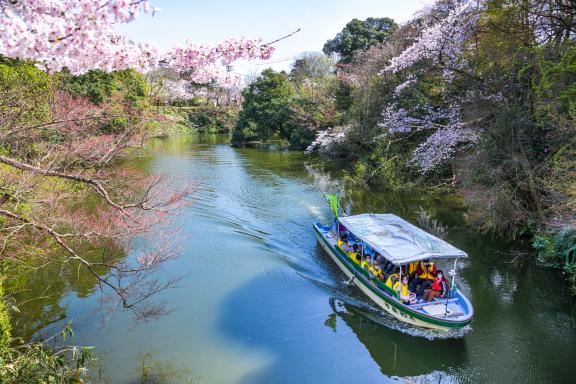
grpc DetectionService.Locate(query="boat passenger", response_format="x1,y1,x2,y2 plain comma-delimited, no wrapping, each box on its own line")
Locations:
375,254,393,275
407,261,420,283
343,243,355,253
419,260,437,279
361,255,376,278
385,268,399,288
372,259,385,280
423,270,448,301
348,244,362,265
337,236,353,253
360,255,367,269
367,259,382,280
409,260,437,294
394,275,417,304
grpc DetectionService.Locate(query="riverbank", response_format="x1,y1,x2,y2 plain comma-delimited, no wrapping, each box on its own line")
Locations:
152,106,239,138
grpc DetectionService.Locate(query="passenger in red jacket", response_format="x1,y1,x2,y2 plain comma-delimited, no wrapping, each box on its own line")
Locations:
423,270,449,301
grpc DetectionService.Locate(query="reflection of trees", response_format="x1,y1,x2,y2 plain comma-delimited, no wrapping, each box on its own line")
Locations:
5,244,125,341
327,298,467,378
303,159,467,227
146,135,230,156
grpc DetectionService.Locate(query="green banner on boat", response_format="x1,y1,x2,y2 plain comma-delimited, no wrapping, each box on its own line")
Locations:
325,194,339,218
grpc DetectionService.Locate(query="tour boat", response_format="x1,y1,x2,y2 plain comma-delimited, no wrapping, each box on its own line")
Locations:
313,212,473,331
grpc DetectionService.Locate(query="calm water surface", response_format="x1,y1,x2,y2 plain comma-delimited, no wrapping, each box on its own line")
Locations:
10,135,576,383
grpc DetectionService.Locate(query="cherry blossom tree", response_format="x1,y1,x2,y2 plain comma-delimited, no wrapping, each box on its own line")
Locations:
305,125,351,154
0,1,277,318
0,81,193,319
377,0,487,173
385,0,485,79
378,102,480,172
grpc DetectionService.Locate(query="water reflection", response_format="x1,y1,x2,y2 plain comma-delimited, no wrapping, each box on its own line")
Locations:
327,298,467,377
6,245,125,341
218,271,398,384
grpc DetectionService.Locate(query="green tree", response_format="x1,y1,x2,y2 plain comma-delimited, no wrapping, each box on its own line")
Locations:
59,68,148,108
323,17,397,63
0,60,52,137
289,52,333,82
288,53,340,148
232,69,294,144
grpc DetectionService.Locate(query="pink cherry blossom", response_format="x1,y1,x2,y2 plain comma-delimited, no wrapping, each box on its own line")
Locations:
379,102,479,172
0,1,274,86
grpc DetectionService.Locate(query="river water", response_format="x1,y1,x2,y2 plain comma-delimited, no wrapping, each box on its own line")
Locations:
10,135,576,383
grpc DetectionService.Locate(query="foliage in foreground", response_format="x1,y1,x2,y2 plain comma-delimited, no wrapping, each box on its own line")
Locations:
1,273,91,384
533,230,576,293
0,336,93,384
1,57,190,323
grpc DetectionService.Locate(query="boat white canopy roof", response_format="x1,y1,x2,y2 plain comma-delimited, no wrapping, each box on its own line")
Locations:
338,213,467,265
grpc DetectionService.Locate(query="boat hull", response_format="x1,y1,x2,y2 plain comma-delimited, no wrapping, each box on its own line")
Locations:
314,223,472,331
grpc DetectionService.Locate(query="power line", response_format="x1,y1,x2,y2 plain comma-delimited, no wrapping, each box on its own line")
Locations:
232,57,294,67
254,57,294,66
264,28,301,46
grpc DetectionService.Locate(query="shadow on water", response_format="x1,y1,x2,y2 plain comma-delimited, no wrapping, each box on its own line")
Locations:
217,269,468,384
218,271,385,384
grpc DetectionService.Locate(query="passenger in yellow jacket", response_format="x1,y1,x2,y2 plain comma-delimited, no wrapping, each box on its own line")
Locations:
407,261,419,283
372,260,385,281
360,256,380,279
394,275,417,304
348,253,360,265
337,238,353,253
409,259,437,299
385,270,399,288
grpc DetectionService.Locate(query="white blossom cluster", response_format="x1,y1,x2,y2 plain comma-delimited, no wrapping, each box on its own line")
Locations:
163,80,194,101
376,1,488,173
305,125,351,154
410,125,479,172
385,0,484,79
379,101,479,172
379,103,461,135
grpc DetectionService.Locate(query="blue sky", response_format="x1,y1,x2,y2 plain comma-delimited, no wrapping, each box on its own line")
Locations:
117,0,429,76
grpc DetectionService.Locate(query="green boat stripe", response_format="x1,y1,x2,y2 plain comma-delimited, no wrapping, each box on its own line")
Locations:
313,224,471,328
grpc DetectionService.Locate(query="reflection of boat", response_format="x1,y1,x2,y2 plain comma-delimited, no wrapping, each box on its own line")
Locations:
328,298,467,377
314,211,473,331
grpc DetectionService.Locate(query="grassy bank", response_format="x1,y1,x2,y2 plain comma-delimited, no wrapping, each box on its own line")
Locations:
154,106,238,137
